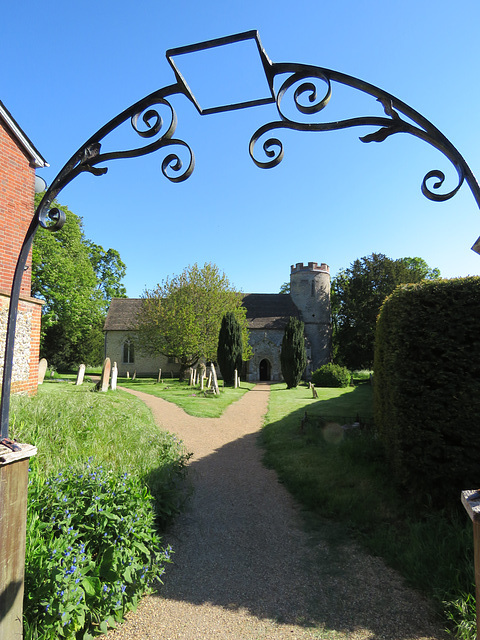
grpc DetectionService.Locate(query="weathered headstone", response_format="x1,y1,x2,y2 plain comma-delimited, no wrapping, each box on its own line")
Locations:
99,357,111,392
111,362,118,391
197,363,206,391
234,369,238,389
157,368,162,383
210,363,219,395
37,358,47,384
126,371,130,379
207,371,212,389
75,364,86,386
132,371,136,381
309,382,318,399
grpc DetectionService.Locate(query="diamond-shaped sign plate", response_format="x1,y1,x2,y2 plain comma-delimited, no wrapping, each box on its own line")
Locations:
166,31,275,115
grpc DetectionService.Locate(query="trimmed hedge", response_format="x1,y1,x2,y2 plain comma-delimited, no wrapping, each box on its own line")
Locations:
374,277,480,504
311,363,352,388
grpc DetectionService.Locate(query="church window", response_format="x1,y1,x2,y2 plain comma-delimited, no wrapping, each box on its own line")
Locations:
123,340,135,364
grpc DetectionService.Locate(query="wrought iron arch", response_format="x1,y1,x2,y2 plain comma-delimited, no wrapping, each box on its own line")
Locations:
2,29,480,441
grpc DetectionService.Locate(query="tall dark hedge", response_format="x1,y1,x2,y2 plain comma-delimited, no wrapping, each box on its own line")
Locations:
217,312,243,386
280,317,307,388
374,277,480,505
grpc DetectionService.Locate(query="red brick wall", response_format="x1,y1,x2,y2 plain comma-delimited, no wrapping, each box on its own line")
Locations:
0,120,34,296
0,117,40,396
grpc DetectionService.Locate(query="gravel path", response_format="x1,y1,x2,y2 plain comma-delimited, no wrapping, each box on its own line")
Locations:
107,384,447,640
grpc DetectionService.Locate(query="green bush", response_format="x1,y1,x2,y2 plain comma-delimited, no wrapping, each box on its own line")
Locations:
311,363,351,388
24,459,172,640
374,277,480,505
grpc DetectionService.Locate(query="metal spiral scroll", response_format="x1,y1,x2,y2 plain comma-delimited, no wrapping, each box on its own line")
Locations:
249,64,471,205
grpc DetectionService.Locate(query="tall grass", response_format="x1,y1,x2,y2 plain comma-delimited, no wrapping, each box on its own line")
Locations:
261,382,475,638
10,381,191,524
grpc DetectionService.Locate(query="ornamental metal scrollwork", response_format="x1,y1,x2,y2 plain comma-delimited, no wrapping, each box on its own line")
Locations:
2,30,480,441
249,62,476,208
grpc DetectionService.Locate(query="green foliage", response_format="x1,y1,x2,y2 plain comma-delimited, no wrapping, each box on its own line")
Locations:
137,263,251,371
311,363,351,388
374,277,480,505
10,383,191,525
280,317,307,388
32,194,127,368
217,312,243,386
24,460,172,639
332,253,440,369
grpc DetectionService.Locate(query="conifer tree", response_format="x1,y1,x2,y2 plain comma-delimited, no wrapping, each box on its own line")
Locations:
280,317,307,388
217,311,243,386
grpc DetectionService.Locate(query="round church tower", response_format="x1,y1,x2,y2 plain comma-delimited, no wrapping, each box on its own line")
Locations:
289,262,331,373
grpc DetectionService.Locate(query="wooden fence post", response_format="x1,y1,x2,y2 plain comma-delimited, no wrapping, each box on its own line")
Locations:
0,442,37,639
461,490,480,640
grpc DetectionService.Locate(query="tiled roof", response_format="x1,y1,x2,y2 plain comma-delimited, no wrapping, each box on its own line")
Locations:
242,293,300,329
104,294,300,331
103,298,144,330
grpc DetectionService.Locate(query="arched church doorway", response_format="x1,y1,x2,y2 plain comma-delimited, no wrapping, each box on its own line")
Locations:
259,359,271,381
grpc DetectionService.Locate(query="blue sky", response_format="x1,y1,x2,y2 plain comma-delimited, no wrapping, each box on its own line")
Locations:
2,1,480,297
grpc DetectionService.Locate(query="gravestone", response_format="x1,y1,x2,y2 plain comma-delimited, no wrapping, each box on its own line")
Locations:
126,371,130,379
210,363,219,395
99,357,111,392
157,368,162,383
75,364,86,386
234,369,238,389
37,358,47,384
132,371,136,381
111,362,118,391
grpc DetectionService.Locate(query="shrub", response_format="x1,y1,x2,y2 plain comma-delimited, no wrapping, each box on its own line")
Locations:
374,277,480,505
311,363,351,388
24,459,172,640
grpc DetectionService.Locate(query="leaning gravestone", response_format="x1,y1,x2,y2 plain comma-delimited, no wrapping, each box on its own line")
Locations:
111,362,118,391
157,368,162,383
38,358,48,384
75,364,86,386
99,357,111,392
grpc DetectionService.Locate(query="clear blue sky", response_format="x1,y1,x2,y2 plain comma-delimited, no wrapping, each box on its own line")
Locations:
2,0,480,297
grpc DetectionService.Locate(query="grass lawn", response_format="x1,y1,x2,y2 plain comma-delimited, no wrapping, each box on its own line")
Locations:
118,377,255,418
261,381,475,638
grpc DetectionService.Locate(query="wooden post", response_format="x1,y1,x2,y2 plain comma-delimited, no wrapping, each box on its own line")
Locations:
462,490,480,640
0,442,37,639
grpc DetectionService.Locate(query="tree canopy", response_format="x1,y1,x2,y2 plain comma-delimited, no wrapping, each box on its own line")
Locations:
137,263,251,374
331,253,440,370
32,195,127,368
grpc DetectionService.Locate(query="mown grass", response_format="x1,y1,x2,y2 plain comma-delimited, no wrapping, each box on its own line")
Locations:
261,382,475,638
118,377,255,417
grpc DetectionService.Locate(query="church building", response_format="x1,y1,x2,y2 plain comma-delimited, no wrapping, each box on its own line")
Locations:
103,261,331,382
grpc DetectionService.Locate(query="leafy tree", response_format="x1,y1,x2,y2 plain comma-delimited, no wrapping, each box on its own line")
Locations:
32,195,127,368
86,242,127,312
332,253,440,369
137,263,251,376
217,312,243,386
279,281,290,294
280,316,307,388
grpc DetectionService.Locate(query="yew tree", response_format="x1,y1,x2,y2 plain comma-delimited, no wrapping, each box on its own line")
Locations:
280,316,307,388
217,312,243,386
